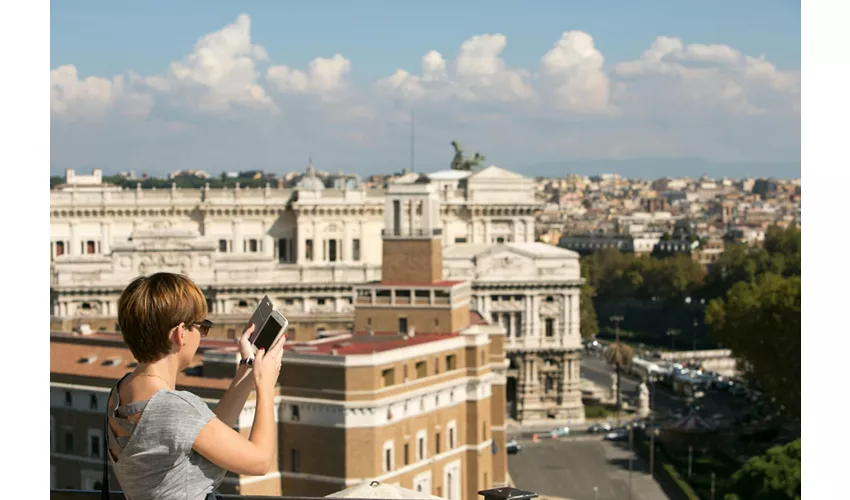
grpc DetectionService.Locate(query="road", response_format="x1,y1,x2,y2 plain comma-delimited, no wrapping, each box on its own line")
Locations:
580,355,739,422
508,438,670,500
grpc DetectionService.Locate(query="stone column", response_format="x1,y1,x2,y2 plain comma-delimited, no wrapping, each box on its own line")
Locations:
69,222,78,256
312,220,320,262
233,220,242,253
561,355,570,404
572,290,581,337
531,295,540,338
343,221,352,262
101,222,111,255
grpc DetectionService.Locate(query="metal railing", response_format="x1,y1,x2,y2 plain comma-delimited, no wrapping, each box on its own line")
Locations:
49,487,538,500
381,228,442,238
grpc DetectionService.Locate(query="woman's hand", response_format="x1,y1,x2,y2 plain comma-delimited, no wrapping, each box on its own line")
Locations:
239,324,256,362
252,334,286,395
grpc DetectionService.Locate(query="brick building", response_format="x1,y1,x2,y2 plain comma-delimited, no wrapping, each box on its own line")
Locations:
50,179,508,499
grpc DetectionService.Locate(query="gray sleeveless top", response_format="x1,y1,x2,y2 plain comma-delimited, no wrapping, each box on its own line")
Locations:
107,375,226,500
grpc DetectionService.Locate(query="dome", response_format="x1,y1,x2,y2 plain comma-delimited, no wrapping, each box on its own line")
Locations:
296,162,326,191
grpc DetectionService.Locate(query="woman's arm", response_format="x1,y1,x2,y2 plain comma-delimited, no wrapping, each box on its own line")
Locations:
194,338,285,477
213,326,258,427
213,364,255,427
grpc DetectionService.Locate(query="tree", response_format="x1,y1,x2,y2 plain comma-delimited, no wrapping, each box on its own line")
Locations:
450,140,486,171
705,273,801,416
580,284,599,340
605,341,634,410
725,440,801,500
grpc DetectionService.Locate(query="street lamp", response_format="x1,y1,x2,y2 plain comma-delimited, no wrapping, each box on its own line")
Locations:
666,328,681,350
609,315,625,419
684,296,697,354
649,427,660,478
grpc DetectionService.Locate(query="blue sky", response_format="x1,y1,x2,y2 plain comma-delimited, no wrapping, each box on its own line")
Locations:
50,0,801,178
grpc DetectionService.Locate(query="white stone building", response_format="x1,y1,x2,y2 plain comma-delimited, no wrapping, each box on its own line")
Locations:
49,163,583,423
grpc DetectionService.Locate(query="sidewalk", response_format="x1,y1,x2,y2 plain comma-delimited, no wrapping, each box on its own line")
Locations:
506,413,638,435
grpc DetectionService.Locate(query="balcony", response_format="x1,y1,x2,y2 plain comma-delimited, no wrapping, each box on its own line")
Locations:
49,486,539,500
381,228,442,239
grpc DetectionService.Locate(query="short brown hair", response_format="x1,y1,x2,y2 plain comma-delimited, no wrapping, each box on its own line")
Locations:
117,273,208,363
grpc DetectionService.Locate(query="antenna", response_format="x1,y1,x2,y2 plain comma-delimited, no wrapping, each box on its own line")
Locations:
410,110,415,172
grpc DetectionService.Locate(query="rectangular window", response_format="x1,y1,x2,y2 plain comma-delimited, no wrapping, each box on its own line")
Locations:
353,239,361,261
305,239,313,261
415,290,430,301
64,432,73,454
393,200,401,235
248,239,259,253
55,241,66,256
385,448,392,472
404,443,410,465
291,405,300,421
90,434,100,458
86,240,96,254
515,314,523,338
454,237,467,243
398,317,408,334
291,449,300,472
89,394,98,410
446,355,457,371
449,427,455,448
545,318,555,337
382,368,395,387
328,239,337,262
218,239,228,252
418,436,425,460
436,432,441,454
278,238,289,262
416,361,427,379
64,391,72,407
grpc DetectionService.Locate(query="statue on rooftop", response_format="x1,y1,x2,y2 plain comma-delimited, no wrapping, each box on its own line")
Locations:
450,140,486,172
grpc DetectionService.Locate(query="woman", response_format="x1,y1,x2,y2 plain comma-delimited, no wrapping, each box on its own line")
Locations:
104,272,285,500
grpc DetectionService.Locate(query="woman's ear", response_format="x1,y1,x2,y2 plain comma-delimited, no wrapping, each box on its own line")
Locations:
170,324,186,351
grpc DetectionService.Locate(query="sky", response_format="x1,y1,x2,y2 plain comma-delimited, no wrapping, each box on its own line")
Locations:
50,0,801,179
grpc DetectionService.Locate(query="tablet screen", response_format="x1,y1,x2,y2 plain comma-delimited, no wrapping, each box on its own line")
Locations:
253,316,284,351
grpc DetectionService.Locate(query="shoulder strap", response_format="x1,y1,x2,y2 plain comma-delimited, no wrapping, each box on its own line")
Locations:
102,373,131,499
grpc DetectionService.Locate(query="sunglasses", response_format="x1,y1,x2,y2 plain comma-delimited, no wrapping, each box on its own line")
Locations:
189,319,214,337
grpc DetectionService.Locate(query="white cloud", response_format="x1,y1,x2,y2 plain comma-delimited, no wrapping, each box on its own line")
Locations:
266,54,352,99
377,33,533,104
539,31,611,114
162,13,275,113
51,65,153,121
613,36,799,115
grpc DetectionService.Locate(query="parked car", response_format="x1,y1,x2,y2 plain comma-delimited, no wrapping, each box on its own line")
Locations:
587,423,613,433
506,439,522,454
550,426,570,438
604,429,629,441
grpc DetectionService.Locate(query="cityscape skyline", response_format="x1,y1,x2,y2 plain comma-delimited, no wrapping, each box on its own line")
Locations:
51,2,801,179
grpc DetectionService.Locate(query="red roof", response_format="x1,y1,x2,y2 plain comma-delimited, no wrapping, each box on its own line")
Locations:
469,310,489,326
51,330,239,349
296,333,453,356
376,280,464,287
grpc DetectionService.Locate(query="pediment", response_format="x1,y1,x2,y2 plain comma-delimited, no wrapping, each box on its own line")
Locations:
467,165,530,182
475,249,537,278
